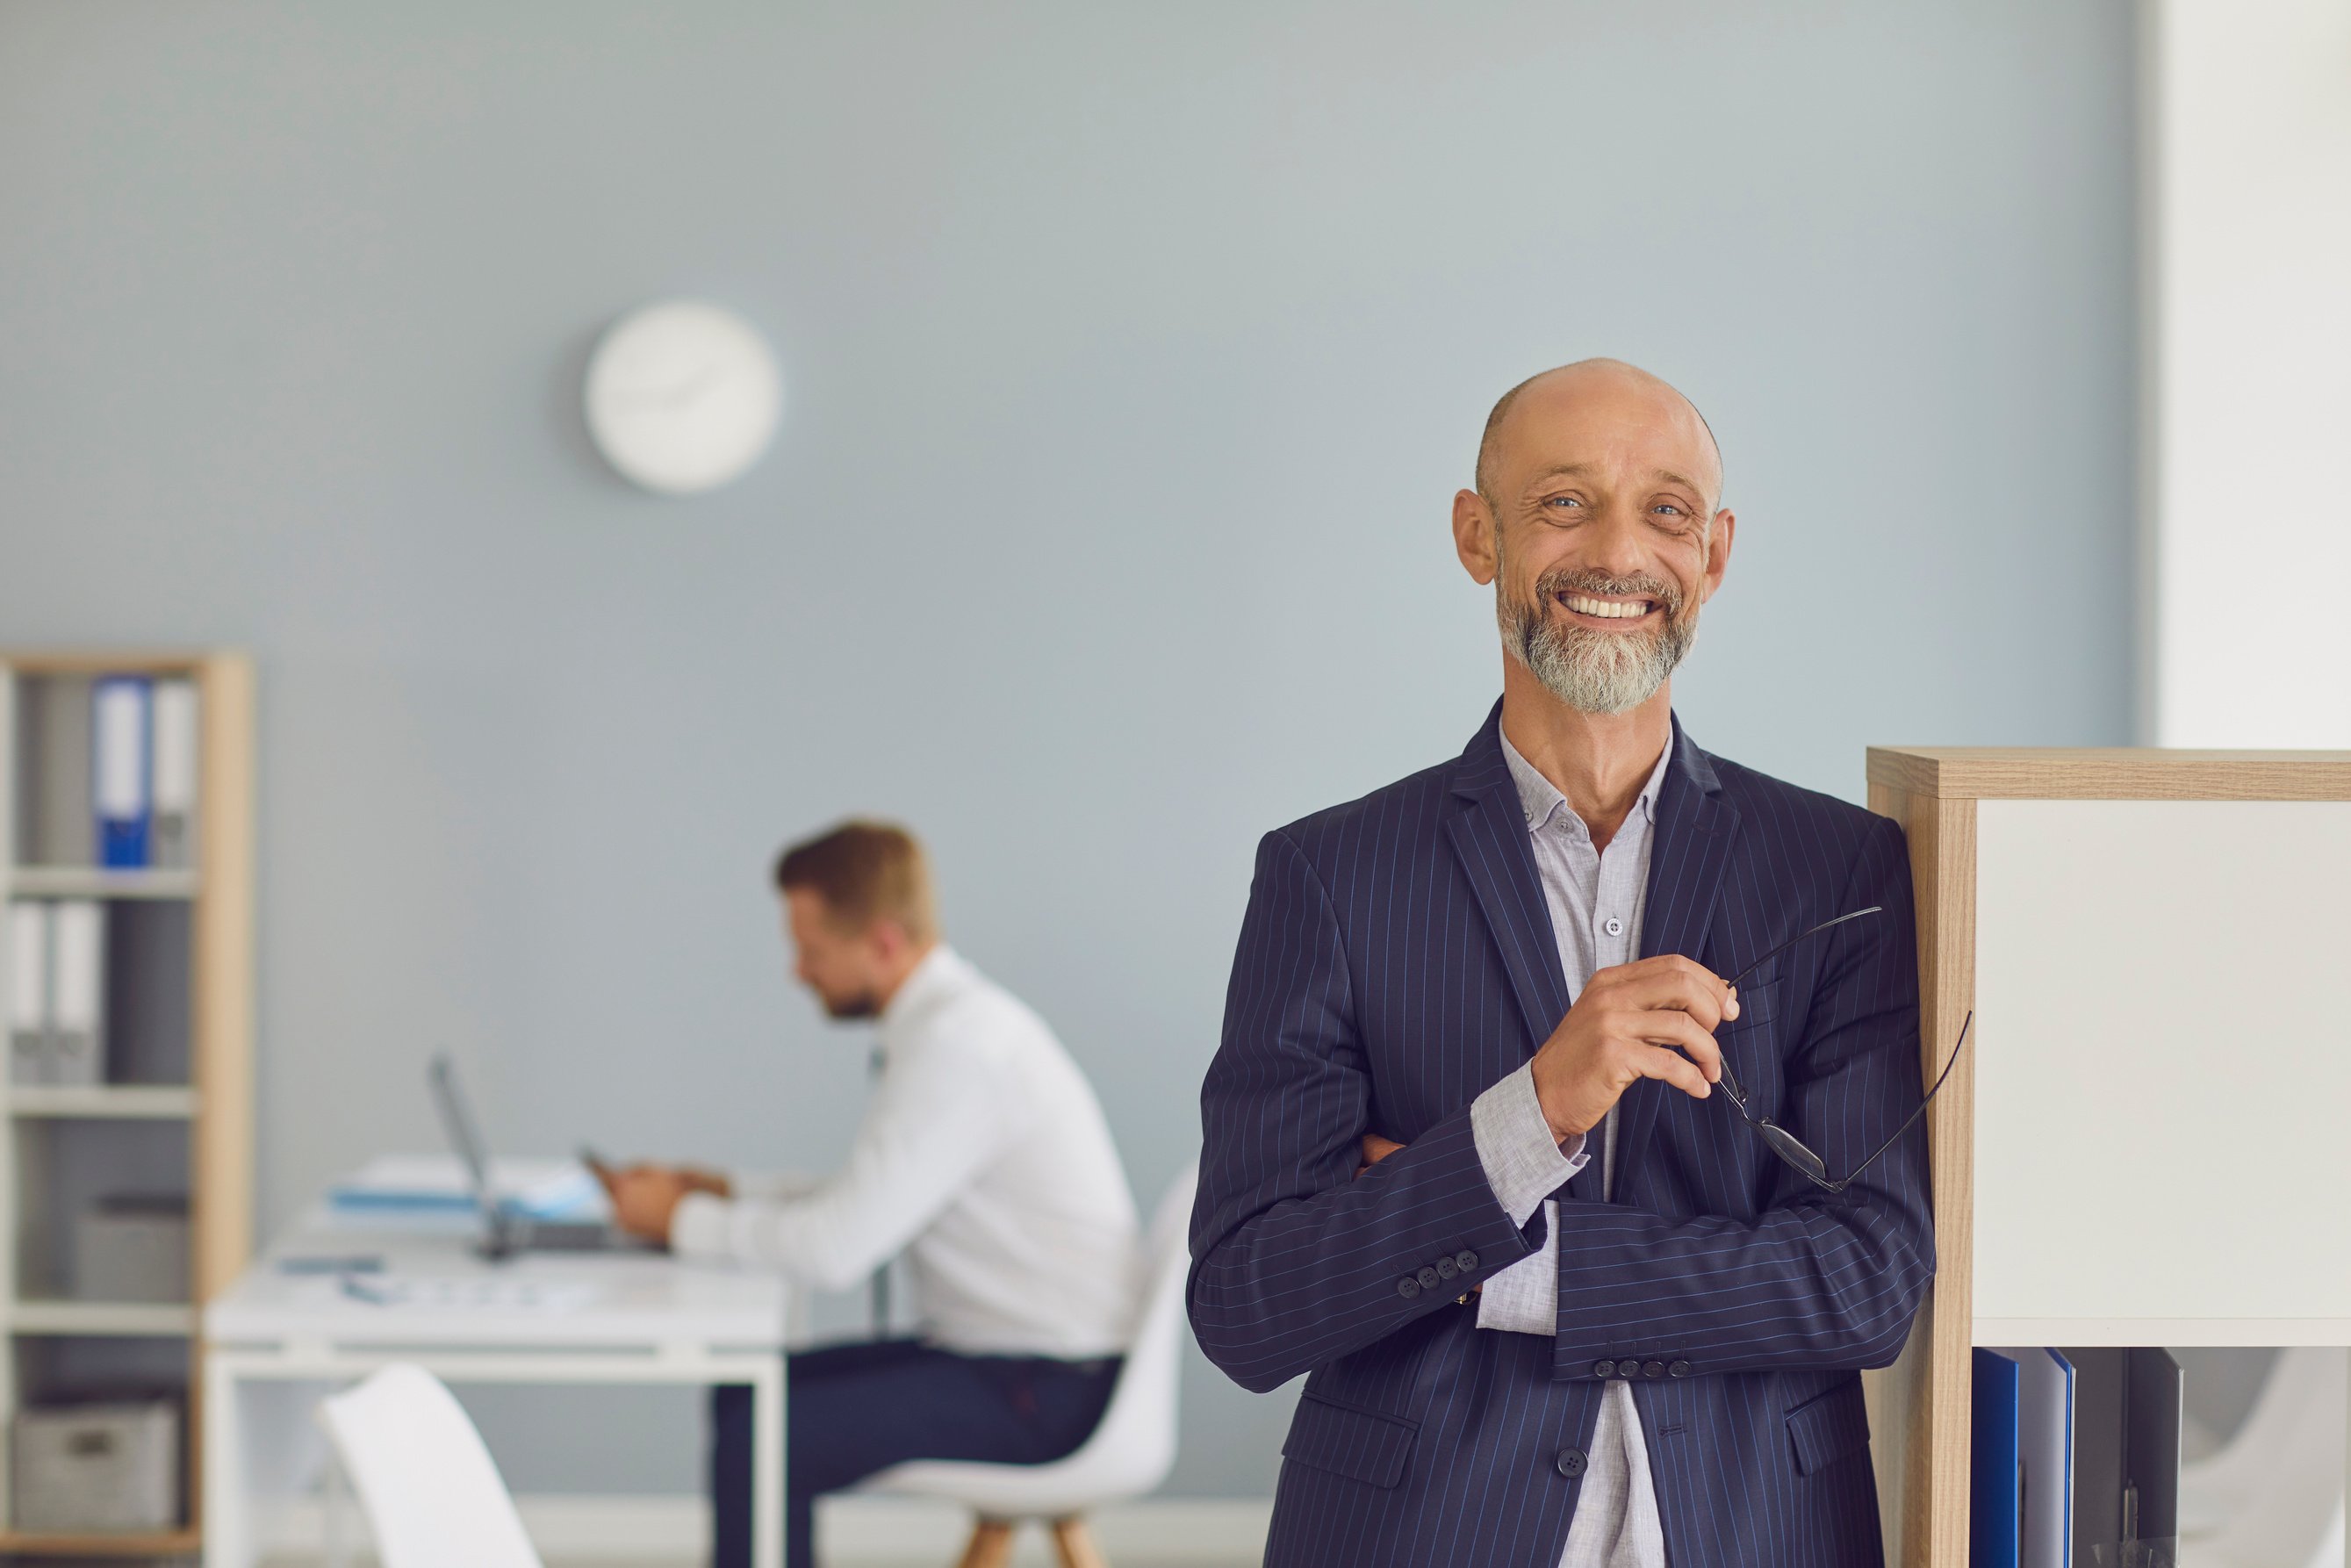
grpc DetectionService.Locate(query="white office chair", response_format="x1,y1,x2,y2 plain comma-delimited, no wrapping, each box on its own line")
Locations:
317,1362,545,1568
2177,1346,2346,1568
864,1161,1200,1568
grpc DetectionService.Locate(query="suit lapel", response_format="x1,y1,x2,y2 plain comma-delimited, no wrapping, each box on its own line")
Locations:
1442,704,1570,1054
1607,720,1740,1199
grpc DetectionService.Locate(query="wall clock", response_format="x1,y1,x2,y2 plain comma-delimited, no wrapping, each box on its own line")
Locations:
583,300,783,495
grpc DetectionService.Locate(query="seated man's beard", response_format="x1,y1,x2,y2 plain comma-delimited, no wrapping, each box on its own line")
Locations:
1499,565,1699,716
823,987,884,1020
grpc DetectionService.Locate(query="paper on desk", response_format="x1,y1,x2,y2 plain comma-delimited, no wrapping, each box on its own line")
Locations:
306,1275,601,1313
328,1155,605,1220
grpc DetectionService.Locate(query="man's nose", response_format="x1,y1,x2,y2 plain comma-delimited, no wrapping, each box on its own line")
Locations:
1578,507,1655,579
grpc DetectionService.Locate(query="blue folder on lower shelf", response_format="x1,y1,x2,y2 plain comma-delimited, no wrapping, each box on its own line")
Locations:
1974,1348,2022,1568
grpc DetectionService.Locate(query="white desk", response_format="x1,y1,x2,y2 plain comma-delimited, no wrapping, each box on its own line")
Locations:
204,1212,788,1568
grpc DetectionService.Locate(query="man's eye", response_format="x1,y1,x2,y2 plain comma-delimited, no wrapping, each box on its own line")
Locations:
1654,504,1684,516
1545,496,1583,508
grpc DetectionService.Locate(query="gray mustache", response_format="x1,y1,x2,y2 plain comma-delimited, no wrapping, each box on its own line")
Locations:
1535,569,1684,613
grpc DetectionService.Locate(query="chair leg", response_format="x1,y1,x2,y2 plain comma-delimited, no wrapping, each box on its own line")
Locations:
957,1517,1018,1568
1051,1515,1109,1568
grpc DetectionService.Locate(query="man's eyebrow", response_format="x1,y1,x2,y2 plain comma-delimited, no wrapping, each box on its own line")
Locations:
1653,469,1706,496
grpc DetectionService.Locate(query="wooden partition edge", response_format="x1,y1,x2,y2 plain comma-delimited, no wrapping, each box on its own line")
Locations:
192,653,255,1300
1867,782,1977,1568
1867,747,2351,802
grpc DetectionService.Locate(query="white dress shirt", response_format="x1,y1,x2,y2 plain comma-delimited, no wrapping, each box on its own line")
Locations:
672,946,1140,1359
1467,732,1673,1568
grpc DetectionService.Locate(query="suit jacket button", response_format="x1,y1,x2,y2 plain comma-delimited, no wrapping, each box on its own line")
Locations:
1555,1447,1587,1478
1434,1256,1458,1281
1643,1360,1666,1379
1592,1360,1616,1378
1668,1360,1692,1377
1615,1361,1637,1378
1453,1249,1478,1272
1417,1266,1441,1290
1397,1277,1421,1300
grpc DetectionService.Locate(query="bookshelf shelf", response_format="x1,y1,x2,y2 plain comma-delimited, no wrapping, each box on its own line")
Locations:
1862,748,2351,1565
0,1526,204,1557
4,1084,198,1119
0,651,253,1546
6,867,199,901
5,1300,198,1337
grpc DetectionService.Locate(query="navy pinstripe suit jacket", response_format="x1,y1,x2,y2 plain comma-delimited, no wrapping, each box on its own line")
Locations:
1190,705,1932,1567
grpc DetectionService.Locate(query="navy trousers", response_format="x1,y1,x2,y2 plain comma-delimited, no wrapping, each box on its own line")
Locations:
709,1339,1120,1568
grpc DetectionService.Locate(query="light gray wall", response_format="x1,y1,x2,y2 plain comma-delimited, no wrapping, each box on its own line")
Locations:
0,1,2136,1497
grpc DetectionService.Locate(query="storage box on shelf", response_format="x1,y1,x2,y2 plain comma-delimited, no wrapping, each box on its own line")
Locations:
0,651,252,1557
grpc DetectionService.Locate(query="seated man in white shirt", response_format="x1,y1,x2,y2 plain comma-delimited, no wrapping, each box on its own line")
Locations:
599,820,1140,1568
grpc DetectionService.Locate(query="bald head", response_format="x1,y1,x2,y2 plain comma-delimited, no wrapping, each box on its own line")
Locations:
1475,359,1722,512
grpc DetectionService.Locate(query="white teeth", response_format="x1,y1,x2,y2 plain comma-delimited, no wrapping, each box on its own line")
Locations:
1563,594,1650,619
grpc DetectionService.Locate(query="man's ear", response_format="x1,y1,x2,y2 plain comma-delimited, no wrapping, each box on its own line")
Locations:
1700,509,1736,604
1452,489,1499,586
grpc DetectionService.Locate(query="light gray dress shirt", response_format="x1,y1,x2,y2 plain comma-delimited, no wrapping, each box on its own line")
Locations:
1467,731,1674,1568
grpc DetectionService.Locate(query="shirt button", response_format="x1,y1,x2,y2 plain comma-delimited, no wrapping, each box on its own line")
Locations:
1592,1359,1616,1378
1643,1360,1667,1379
1604,917,1624,938
1397,1277,1421,1300
1556,1447,1588,1478
1434,1256,1458,1282
1668,1360,1693,1377
1417,1266,1441,1290
1453,1249,1479,1273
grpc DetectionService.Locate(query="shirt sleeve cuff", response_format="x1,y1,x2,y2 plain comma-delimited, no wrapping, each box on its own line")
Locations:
1470,1061,1589,1226
669,1190,735,1261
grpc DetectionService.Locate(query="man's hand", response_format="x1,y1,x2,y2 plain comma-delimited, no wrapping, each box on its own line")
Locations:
1528,954,1737,1141
1356,1133,1405,1175
593,1162,717,1245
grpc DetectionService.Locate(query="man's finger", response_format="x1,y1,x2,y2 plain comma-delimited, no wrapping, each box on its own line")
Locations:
1627,1008,1723,1081
1631,1039,1714,1101
1604,968,1735,1031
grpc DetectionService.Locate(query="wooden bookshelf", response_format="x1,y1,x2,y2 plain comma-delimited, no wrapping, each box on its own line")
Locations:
1859,746,2351,1567
0,651,254,1557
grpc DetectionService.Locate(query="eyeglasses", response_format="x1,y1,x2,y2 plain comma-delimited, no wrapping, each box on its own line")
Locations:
1712,906,1971,1195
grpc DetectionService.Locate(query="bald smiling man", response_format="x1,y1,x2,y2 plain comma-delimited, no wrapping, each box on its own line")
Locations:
1190,362,1934,1567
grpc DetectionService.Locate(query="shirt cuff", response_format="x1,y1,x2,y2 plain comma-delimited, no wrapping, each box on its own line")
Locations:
669,1190,734,1261
1470,1061,1589,1226
1476,1198,1560,1334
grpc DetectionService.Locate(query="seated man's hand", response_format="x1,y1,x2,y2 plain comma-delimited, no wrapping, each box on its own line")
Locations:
1528,954,1734,1142
1356,1133,1405,1175
600,1162,701,1244
678,1166,733,1198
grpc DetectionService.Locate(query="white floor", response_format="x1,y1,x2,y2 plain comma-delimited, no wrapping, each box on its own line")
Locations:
260,1494,1272,1568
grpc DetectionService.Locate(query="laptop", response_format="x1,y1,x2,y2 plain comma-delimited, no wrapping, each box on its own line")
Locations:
428,1054,646,1258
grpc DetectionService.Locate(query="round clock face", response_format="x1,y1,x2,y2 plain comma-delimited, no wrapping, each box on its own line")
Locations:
584,300,783,495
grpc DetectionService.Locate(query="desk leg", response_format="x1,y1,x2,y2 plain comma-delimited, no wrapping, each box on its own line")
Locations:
752,1358,787,1568
202,1354,249,1568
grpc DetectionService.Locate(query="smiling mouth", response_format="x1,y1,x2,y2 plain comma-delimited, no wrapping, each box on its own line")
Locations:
1557,592,1658,622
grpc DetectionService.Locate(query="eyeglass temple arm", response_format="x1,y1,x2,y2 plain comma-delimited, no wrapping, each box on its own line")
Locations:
1722,905,1885,994
1823,1011,1973,1196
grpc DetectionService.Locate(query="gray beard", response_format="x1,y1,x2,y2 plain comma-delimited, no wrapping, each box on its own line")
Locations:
1499,567,1699,716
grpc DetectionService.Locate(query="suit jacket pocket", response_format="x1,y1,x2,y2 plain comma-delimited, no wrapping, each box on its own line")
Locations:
1784,1377,1871,1477
1282,1393,1420,1488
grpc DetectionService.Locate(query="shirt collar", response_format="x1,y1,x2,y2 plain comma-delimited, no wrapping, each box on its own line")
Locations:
1498,729,1671,843
880,944,968,1033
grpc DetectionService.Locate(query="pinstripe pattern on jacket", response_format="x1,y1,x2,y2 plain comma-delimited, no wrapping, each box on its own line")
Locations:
1190,704,1931,1567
